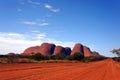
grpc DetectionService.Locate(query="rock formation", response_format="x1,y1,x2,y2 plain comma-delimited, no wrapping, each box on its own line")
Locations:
91,51,100,56
22,42,99,57
83,46,92,57
22,46,41,55
71,43,84,55
53,46,65,55
64,47,71,55
40,43,55,56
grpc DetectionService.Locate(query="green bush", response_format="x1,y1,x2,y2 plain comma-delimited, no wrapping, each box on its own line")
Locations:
112,57,120,62
29,53,45,61
50,55,57,60
44,56,50,60
67,52,84,61
54,53,67,60
0,55,7,58
82,56,95,62
82,56,107,62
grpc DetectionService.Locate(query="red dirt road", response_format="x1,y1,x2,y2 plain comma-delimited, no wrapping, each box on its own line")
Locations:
0,59,120,80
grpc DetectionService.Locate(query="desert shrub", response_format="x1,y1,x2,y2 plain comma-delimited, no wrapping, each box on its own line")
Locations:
29,53,45,61
0,55,7,58
50,55,57,60
82,56,95,62
54,53,67,60
18,58,35,63
7,54,20,63
92,55,107,61
67,52,84,61
66,55,74,60
82,56,107,62
44,56,50,60
0,58,8,63
72,52,84,60
112,57,120,62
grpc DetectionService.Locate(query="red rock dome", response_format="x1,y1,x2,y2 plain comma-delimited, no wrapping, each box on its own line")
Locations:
40,43,55,56
22,46,41,56
71,43,84,55
53,46,65,55
83,46,92,57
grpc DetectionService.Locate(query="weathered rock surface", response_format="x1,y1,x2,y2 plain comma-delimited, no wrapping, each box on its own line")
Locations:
92,51,100,56
22,43,55,56
71,43,84,55
65,47,71,55
7,53,16,56
40,43,55,56
22,42,100,57
53,46,65,55
22,46,41,55
83,46,92,57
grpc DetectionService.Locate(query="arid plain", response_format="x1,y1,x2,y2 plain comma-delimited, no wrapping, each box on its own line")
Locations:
0,59,120,80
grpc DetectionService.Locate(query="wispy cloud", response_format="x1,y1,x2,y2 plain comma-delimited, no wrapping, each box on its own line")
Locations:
39,22,49,26
0,32,24,40
22,21,49,26
0,32,74,54
44,4,60,13
27,0,41,5
31,30,40,33
18,0,60,28
19,0,60,13
22,21,37,25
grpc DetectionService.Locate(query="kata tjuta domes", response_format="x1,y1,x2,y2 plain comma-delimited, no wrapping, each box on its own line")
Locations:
22,42,100,57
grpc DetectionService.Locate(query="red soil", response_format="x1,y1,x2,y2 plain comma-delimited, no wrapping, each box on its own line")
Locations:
0,59,120,80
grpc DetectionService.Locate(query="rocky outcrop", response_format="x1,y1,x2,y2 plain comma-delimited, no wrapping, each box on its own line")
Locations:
53,46,65,55
22,42,100,57
22,43,55,56
7,53,16,56
71,43,84,55
65,47,71,55
40,43,55,56
22,46,41,56
91,51,99,56
83,46,92,57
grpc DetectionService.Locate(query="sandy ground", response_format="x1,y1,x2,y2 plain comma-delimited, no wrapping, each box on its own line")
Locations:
0,59,120,80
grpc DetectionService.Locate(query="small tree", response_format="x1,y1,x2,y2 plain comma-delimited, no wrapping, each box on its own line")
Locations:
67,52,84,61
111,48,120,57
50,55,57,60
72,52,84,60
55,53,67,60
30,53,44,61
7,53,19,63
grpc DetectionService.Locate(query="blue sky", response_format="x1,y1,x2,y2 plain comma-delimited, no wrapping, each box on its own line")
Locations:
0,0,120,57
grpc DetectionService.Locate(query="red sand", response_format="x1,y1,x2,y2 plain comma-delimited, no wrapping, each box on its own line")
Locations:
0,59,120,80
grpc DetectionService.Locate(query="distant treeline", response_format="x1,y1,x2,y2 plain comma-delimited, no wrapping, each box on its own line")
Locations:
0,52,108,63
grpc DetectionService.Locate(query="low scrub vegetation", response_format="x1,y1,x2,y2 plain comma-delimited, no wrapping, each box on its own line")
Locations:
82,56,107,62
112,57,120,62
0,52,107,63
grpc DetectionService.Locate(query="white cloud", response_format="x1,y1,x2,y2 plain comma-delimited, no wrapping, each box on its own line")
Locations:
27,0,40,5
52,9,60,13
22,21,49,26
0,32,74,54
31,30,40,33
22,21,37,25
44,4,60,13
45,4,52,9
36,33,46,39
39,22,49,26
0,32,24,40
